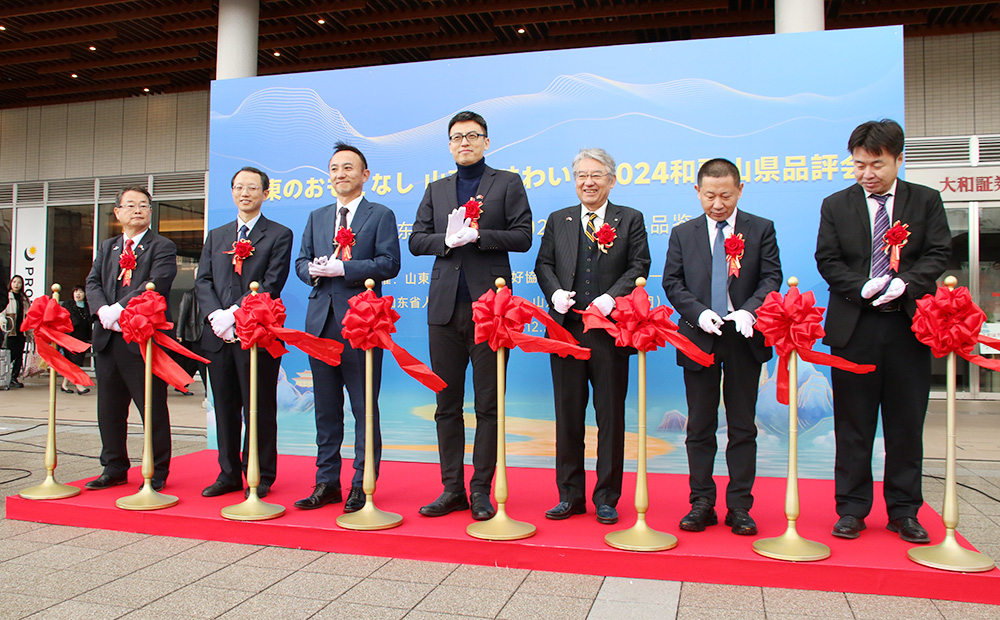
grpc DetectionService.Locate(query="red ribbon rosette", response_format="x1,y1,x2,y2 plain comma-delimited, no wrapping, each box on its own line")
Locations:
19,296,94,387
341,289,446,392
882,221,910,272
912,284,1000,372
224,239,254,276
335,227,355,261
725,233,745,278
472,286,590,359
578,286,714,365
755,286,875,405
118,251,136,286
594,223,617,254
234,293,344,367
462,195,483,230
120,291,210,391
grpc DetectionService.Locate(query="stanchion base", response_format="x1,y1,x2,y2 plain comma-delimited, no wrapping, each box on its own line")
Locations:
337,500,403,531
908,535,995,573
221,490,285,521
19,476,81,501
116,483,179,511
605,518,677,552
467,507,536,541
753,527,831,562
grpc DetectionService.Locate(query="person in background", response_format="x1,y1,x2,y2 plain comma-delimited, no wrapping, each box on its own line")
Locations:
4,275,31,389
175,282,207,397
60,285,92,395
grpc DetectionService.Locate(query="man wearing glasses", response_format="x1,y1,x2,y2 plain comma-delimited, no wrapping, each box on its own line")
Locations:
409,110,533,520
197,166,293,499
535,148,650,525
85,185,177,491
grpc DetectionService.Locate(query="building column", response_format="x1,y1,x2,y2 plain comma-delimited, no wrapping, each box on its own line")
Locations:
775,0,824,33
217,0,259,79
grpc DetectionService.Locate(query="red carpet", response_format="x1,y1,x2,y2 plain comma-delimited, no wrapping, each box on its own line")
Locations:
7,450,998,604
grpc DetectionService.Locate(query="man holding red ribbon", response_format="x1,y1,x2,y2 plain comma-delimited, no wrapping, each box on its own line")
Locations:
294,143,401,513
663,158,782,536
197,166,293,500
85,185,177,491
535,148,650,526
816,119,951,543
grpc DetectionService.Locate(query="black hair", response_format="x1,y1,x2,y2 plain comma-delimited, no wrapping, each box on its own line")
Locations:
697,158,741,186
230,166,270,192
847,119,905,158
447,110,487,136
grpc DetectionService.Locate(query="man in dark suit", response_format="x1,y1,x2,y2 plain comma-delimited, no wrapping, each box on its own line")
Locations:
663,158,782,536
409,110,533,520
197,166,293,499
85,185,177,491
294,143,401,513
816,119,951,543
535,148,650,526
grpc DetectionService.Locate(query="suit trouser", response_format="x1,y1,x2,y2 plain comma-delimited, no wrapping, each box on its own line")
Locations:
683,322,760,510
550,317,629,507
428,302,499,495
95,333,171,480
311,312,382,489
207,341,280,487
831,309,930,521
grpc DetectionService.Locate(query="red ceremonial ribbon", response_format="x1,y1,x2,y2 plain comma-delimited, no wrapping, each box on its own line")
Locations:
224,239,254,276
335,227,355,261
578,286,714,366
341,290,446,392
234,293,344,367
594,223,617,254
912,284,1000,372
462,195,483,230
120,291,210,391
883,221,910,272
20,296,94,387
472,286,590,359
754,286,875,405
118,250,136,287
725,233,745,278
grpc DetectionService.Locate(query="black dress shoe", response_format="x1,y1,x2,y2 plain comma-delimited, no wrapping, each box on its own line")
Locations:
470,492,495,521
419,491,469,517
344,487,366,513
85,473,128,490
202,480,243,497
545,501,586,520
596,504,619,525
725,508,757,535
679,497,717,531
60,387,74,394
246,484,270,499
887,516,930,544
294,483,342,510
831,514,866,539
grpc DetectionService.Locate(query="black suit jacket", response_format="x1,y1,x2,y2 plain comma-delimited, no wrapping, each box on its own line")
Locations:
408,163,532,324
86,230,177,354
196,215,293,353
815,180,951,349
662,210,782,369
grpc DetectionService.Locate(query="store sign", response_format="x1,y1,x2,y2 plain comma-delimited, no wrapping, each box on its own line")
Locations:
12,207,46,300
906,166,1000,202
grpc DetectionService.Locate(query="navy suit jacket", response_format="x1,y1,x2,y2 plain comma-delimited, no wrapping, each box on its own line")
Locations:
295,197,401,336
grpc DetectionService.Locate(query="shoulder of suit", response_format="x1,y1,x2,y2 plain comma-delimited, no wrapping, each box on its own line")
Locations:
491,167,522,183
737,210,774,227
361,197,395,214
824,184,861,203
897,179,940,200
608,203,643,218
672,214,703,232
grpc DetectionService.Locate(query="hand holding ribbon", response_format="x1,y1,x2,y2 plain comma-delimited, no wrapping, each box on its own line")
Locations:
912,283,1000,372
234,293,344,367
472,285,590,359
20,295,94,387
120,291,210,391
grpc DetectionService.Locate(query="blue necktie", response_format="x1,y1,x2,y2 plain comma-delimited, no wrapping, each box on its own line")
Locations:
238,224,249,242
711,220,728,316
871,194,891,278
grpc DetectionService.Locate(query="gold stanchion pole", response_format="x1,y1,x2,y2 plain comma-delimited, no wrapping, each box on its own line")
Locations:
338,279,403,530
468,278,536,541
753,277,830,561
223,282,285,521
117,282,179,510
606,278,677,552
908,276,993,572
20,283,81,500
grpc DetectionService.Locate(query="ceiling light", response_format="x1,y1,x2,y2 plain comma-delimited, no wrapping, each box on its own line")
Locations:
517,28,525,34
273,51,281,57
70,73,78,78
0,26,6,31
89,46,96,51
143,87,150,92
317,18,325,25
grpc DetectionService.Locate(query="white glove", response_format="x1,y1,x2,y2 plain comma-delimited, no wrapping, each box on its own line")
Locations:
724,309,755,339
445,207,467,240
551,289,576,315
209,307,237,340
308,256,345,278
98,303,124,331
590,294,615,317
873,277,906,306
861,274,892,299
698,309,724,336
446,226,478,249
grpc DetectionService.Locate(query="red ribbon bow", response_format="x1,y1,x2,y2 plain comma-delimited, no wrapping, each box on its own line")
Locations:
120,291,210,391
20,296,94,387
224,239,254,276
912,284,1000,372
754,286,875,405
341,290,446,392
234,293,344,367
118,250,136,287
472,286,590,359
725,233,745,277
579,286,714,365
335,227,355,261
462,195,483,230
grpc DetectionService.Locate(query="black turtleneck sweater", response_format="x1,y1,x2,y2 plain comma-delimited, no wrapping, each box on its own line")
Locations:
454,158,486,302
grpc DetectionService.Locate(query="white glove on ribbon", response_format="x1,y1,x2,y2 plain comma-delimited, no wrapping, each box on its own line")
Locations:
698,309,724,336
724,309,755,339
590,293,615,317
446,226,478,249
308,256,345,278
873,277,906,306
98,303,124,331
861,274,892,300
445,206,467,240
551,289,576,314
209,306,238,340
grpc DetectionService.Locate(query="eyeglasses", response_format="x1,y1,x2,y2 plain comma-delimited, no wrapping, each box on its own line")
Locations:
116,204,151,211
232,184,262,194
575,172,610,181
449,132,485,144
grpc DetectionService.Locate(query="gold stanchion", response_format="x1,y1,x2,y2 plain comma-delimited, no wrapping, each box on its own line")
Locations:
338,279,403,530
467,278,536,541
222,282,285,521
117,282,179,510
605,277,677,552
908,276,993,572
20,284,81,501
753,277,830,561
